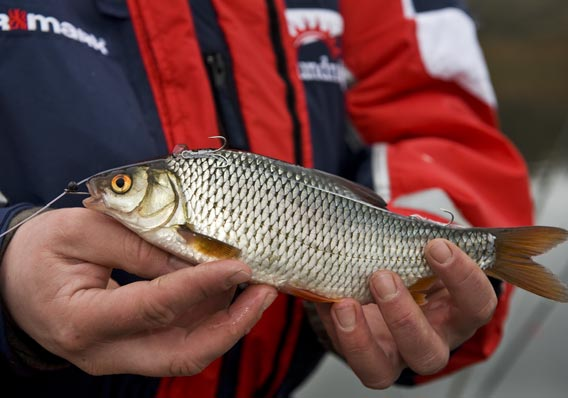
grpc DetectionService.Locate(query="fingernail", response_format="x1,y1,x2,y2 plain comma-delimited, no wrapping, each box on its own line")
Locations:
335,304,356,331
372,272,398,301
227,270,251,287
261,292,278,312
429,240,452,265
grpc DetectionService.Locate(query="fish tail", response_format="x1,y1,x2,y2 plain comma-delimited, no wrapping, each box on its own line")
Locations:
484,226,568,302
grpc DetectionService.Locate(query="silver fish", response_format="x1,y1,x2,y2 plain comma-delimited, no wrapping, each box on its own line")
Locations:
83,148,568,303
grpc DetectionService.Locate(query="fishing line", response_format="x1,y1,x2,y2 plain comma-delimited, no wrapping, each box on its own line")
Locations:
0,177,91,240
0,138,227,239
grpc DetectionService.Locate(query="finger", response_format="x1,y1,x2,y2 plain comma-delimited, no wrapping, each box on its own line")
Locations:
81,284,277,376
425,239,498,327
329,299,399,389
313,303,340,350
51,208,188,278
173,287,237,328
173,285,277,374
371,271,449,375
65,260,253,340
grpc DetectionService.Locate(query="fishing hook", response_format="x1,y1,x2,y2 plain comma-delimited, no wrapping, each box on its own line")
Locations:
209,135,228,152
441,208,455,226
173,136,230,168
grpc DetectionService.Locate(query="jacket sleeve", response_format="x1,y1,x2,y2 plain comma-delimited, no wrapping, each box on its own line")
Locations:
0,205,70,374
341,0,533,384
1,205,34,372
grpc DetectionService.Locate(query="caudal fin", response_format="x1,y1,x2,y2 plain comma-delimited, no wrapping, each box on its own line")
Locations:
484,226,568,302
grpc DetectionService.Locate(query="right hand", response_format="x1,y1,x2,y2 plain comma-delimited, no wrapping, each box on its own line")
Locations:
0,207,277,376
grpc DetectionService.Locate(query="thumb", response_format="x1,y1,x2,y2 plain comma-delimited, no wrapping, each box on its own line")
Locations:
68,260,254,338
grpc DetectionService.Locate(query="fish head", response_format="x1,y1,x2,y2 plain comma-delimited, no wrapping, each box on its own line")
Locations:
83,161,185,232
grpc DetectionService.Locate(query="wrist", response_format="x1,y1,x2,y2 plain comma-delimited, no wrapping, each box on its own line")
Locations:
1,205,68,372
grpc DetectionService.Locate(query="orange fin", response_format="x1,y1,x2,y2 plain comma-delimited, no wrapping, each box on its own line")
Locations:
485,226,568,302
281,285,341,303
410,292,428,306
177,225,241,260
408,276,438,306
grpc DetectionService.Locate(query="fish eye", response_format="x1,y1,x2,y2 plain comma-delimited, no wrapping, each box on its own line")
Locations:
111,174,132,194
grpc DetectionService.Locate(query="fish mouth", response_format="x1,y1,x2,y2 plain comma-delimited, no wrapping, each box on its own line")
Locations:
82,196,104,210
82,180,104,210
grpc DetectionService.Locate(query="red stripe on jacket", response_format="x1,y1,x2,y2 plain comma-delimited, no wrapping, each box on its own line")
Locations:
127,0,219,151
211,0,313,165
127,0,311,396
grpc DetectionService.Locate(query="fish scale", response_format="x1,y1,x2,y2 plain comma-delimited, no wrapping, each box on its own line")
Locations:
84,149,568,303
164,150,496,303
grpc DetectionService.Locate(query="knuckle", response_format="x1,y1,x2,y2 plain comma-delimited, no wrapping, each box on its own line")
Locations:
454,266,477,289
342,339,372,357
388,309,416,332
472,293,498,326
413,349,449,375
169,356,206,376
225,322,244,339
212,312,246,340
51,322,89,354
139,292,177,327
124,232,158,263
361,375,397,390
192,276,215,303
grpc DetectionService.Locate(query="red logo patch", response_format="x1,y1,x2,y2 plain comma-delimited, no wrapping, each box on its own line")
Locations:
8,8,27,30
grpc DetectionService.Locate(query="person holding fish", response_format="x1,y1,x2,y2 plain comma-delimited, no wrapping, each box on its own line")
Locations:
1,1,566,397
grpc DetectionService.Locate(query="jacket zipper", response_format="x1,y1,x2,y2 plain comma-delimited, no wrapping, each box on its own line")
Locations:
204,52,250,150
264,0,304,166
204,53,228,138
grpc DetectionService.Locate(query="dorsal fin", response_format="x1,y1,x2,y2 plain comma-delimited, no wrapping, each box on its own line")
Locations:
322,171,387,209
259,153,388,209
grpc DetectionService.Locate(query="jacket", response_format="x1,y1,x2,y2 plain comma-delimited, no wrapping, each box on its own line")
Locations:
0,0,533,396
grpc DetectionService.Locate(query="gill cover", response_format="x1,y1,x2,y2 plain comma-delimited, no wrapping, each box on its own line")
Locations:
84,163,184,231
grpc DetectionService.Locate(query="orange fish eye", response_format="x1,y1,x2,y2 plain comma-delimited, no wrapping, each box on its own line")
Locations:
111,174,132,194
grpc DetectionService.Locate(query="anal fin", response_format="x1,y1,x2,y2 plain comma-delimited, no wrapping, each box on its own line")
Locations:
281,285,341,303
409,276,439,306
177,225,241,260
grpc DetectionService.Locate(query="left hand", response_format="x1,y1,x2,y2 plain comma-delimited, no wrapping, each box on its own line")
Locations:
315,238,498,389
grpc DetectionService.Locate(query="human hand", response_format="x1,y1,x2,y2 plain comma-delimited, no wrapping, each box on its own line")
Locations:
315,239,498,388
0,208,277,376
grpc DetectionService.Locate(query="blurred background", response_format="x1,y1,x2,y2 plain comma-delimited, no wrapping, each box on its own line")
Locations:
297,1,568,397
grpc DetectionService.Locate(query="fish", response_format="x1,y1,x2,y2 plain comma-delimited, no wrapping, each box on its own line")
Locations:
83,147,568,304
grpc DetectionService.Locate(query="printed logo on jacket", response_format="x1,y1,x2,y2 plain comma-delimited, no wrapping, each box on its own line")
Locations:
0,8,108,55
285,8,345,86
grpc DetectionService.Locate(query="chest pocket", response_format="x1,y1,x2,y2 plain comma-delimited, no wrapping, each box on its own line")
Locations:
0,0,166,205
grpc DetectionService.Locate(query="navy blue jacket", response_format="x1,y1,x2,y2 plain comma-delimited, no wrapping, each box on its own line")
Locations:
0,0,366,396
1,0,534,396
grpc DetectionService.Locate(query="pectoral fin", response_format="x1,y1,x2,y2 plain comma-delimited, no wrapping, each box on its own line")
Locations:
177,225,241,260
